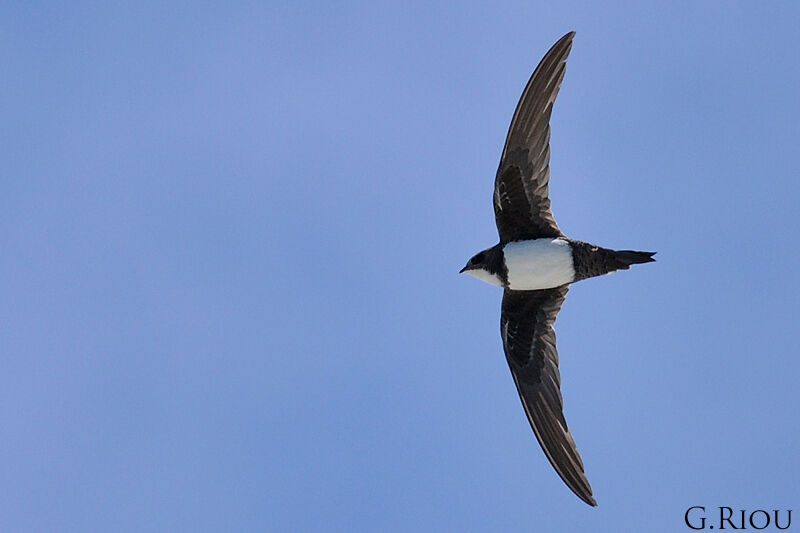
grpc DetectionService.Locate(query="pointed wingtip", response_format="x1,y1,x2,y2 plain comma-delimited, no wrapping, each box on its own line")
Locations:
572,481,597,506
571,479,597,507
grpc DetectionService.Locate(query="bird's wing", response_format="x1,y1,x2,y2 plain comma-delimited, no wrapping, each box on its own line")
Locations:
494,31,574,243
500,285,596,506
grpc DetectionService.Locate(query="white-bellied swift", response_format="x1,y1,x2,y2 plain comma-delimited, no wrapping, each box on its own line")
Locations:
460,31,655,507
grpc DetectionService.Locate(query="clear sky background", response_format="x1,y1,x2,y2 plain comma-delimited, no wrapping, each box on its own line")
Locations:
2,2,799,532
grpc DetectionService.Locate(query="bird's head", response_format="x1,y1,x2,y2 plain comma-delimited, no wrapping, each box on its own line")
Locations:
460,250,488,274
460,247,503,287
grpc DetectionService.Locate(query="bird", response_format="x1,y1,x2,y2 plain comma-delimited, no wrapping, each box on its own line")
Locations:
459,31,655,507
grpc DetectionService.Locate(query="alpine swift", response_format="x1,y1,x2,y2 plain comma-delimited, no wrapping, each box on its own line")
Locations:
459,31,655,506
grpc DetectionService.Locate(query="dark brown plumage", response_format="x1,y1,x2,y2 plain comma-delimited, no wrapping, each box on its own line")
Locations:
494,30,598,507
570,241,656,282
493,31,573,244
501,286,596,506
461,30,654,507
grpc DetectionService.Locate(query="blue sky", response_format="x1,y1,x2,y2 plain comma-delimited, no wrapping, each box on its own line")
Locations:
2,2,799,531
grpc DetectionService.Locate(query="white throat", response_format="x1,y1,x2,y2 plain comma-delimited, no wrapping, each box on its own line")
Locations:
503,238,575,290
465,268,503,287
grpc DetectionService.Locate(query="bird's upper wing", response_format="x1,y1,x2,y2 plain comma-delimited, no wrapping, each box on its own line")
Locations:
494,31,574,243
500,285,596,506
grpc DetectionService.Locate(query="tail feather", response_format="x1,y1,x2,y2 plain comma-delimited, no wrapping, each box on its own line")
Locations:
614,250,656,270
570,241,655,281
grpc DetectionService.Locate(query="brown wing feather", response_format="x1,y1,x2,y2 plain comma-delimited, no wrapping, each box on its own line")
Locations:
501,285,597,506
494,31,575,242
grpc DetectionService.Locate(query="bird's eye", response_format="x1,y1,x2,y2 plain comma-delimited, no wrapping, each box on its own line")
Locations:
473,253,484,263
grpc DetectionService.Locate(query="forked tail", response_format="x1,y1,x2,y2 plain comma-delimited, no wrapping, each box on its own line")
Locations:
613,249,656,269
570,241,656,281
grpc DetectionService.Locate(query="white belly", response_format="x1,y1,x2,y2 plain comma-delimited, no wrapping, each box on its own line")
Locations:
503,238,575,290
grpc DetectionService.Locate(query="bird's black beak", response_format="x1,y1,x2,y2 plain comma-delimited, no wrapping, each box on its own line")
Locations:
459,265,468,274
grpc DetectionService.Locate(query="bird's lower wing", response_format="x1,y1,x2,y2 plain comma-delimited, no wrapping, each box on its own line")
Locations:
500,286,596,506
